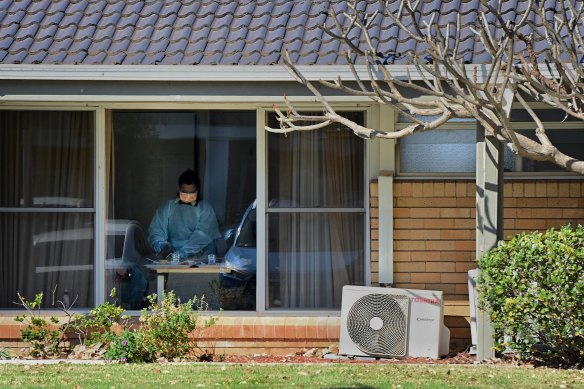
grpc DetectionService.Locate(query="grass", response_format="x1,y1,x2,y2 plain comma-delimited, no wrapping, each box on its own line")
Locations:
1,363,584,388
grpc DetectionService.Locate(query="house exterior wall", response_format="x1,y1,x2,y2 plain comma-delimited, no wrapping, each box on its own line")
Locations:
370,179,584,350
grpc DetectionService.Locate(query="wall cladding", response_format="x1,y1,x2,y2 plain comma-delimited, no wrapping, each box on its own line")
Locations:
370,180,584,298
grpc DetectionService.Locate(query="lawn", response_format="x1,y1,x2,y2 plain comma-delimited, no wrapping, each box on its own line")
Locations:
1,363,583,388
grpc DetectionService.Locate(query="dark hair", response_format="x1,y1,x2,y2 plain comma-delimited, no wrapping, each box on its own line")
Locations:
178,169,200,191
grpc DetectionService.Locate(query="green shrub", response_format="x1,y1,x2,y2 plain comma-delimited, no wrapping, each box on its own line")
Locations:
0,348,12,359
69,288,129,346
104,329,145,363
478,224,584,367
14,293,65,357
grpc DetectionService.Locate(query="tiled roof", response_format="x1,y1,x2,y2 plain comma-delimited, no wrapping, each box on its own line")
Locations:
0,0,549,66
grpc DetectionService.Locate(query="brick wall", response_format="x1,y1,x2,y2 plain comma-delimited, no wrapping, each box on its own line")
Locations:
370,180,584,298
370,179,584,351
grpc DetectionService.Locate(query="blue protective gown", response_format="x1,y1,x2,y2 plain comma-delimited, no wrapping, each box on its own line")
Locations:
148,198,221,259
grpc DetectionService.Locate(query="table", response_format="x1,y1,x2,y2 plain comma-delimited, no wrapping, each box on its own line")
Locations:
145,263,229,304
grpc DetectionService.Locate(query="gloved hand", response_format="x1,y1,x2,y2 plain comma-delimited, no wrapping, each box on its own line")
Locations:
158,243,171,258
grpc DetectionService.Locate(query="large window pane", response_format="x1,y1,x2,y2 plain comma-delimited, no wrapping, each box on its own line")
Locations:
0,212,95,309
267,112,366,310
109,111,256,310
268,112,365,208
268,213,365,309
0,111,94,208
0,110,95,309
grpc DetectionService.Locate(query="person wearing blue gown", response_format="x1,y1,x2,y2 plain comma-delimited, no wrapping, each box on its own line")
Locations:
148,169,221,260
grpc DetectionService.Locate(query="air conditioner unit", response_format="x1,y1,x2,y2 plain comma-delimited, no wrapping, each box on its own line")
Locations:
339,285,450,359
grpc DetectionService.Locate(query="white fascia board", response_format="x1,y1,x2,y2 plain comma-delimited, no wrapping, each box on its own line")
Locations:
0,63,569,82
0,64,465,82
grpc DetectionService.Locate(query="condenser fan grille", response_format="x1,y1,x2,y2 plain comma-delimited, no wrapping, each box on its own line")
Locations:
346,293,410,357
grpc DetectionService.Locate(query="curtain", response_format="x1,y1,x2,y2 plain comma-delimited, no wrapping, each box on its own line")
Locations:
271,121,364,309
0,111,94,308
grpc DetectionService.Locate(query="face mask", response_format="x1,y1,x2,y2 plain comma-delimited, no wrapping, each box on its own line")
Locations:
179,192,197,204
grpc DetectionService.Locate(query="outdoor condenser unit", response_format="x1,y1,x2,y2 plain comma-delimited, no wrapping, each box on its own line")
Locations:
339,285,450,359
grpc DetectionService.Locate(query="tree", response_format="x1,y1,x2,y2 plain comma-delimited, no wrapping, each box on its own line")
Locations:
266,0,584,174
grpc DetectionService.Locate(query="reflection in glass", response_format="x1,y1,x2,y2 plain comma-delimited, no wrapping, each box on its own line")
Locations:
0,110,95,309
268,213,364,309
0,213,95,308
109,111,256,310
267,112,365,208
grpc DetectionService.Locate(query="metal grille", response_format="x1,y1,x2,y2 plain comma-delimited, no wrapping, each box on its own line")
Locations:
346,293,410,357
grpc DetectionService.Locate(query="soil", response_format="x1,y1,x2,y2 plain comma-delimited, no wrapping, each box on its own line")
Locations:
220,351,482,365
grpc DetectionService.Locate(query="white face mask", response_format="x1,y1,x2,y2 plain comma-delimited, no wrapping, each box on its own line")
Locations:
179,192,197,204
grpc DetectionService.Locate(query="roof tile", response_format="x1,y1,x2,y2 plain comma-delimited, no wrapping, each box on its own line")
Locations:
0,0,559,66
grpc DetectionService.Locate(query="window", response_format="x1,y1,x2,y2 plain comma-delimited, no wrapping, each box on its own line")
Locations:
108,111,256,310
266,112,366,309
0,110,95,309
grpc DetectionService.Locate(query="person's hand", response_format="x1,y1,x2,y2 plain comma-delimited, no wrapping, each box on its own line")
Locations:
158,243,171,258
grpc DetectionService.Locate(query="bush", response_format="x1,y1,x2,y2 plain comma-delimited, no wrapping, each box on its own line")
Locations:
478,224,584,367
14,293,65,357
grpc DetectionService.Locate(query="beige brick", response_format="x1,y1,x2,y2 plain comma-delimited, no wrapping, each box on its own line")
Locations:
370,197,379,207
455,262,478,273
370,218,379,229
393,208,410,218
412,183,424,197
395,262,426,272
503,182,512,198
531,208,560,219
441,251,475,262
504,208,517,218
548,198,579,208
515,219,546,230
394,218,425,229
423,182,434,197
455,240,476,251
456,198,475,207
394,241,426,251
396,198,457,207
441,273,469,283
426,262,455,272
455,284,469,295
371,240,379,251
535,182,547,197
547,182,558,197
399,182,413,196
503,218,515,229
393,251,411,262
455,183,467,197
370,251,379,262
370,182,378,197
512,182,524,197
370,262,379,273
393,273,411,283
518,198,547,208
393,230,411,240
524,182,535,197
371,274,379,283
563,209,584,218
570,182,581,197
426,241,456,251
370,230,379,240
424,219,455,228
445,183,456,197
441,229,473,240
411,273,441,283
394,283,424,290
454,219,475,229
434,182,445,197
410,251,441,261
503,198,517,207
558,183,571,197
425,283,457,294
516,208,532,218
410,230,441,240
370,208,378,218
411,208,441,218
441,208,471,218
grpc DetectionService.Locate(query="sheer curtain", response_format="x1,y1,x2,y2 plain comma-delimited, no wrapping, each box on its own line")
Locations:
269,118,364,309
0,111,94,308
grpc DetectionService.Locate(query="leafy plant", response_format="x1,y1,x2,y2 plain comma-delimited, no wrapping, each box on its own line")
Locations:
14,292,65,357
104,329,145,363
478,224,584,367
69,288,129,346
136,291,217,361
0,348,12,359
